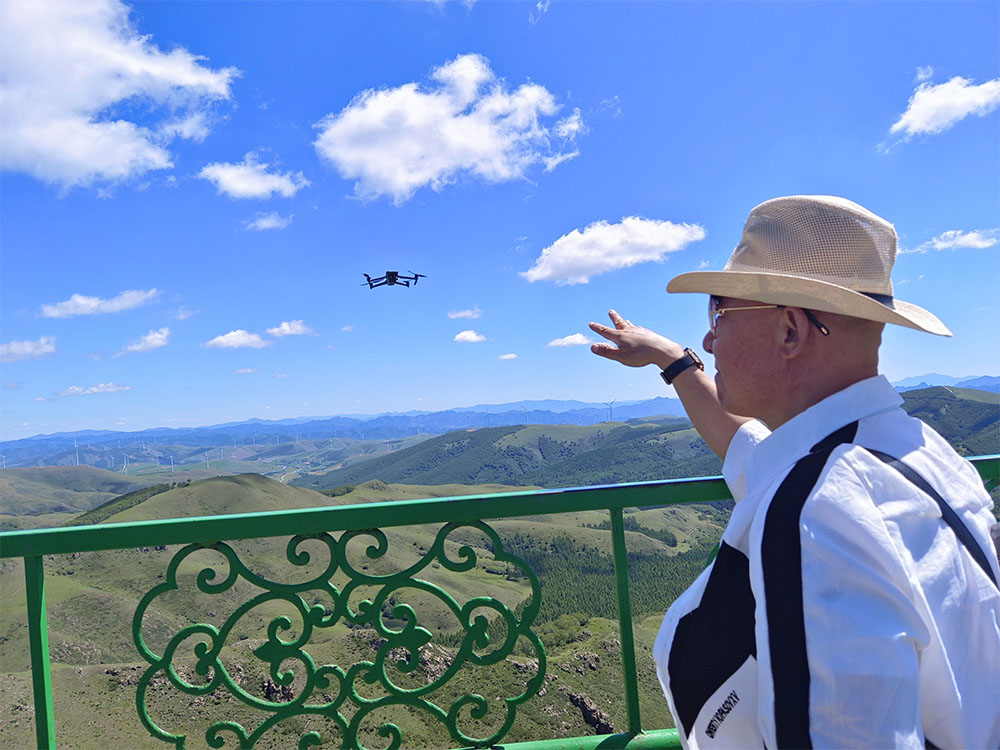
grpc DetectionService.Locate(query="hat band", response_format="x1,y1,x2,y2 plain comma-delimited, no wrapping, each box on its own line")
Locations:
860,292,894,308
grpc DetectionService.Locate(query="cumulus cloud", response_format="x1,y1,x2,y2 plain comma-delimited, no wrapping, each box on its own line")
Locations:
37,382,132,401
915,66,934,83
1,335,56,362
889,75,1000,137
448,306,481,320
0,0,238,189
172,305,199,320
266,320,314,337
521,217,706,285
454,330,486,343
117,327,169,356
498,353,518,360
203,330,271,349
313,53,583,203
902,228,998,254
547,333,593,347
246,212,293,231
41,289,160,318
198,152,310,199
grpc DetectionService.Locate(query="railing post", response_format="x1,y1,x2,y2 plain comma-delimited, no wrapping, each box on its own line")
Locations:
25,555,56,749
609,508,642,734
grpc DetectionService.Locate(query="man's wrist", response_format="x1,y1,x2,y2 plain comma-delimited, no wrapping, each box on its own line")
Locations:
660,348,705,385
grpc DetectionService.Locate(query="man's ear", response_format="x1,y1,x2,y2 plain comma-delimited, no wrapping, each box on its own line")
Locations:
776,307,810,360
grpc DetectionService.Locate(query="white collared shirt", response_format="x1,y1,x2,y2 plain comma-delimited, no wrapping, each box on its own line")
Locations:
653,375,1000,749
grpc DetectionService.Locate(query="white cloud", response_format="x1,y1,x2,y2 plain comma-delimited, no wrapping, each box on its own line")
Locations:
915,66,934,83
48,382,131,400
41,289,160,318
698,260,710,269
1,336,56,362
889,75,1000,137
0,0,238,189
246,212,294,231
198,152,310,199
313,53,583,203
266,320,314,337
543,150,580,172
454,330,486,343
341,324,354,332
172,305,199,321
447,306,481,320
234,368,263,375
203,330,272,349
903,228,999,254
498,353,518,360
554,108,585,140
117,327,169,356
547,333,593,347
521,217,706,285
529,0,551,24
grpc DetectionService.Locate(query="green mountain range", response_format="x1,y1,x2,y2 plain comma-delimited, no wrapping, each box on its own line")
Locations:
293,387,999,492
293,417,720,492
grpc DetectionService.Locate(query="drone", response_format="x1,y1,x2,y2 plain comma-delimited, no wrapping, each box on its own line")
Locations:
362,271,426,289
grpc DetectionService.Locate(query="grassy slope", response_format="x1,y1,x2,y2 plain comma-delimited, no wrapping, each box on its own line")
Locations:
294,421,723,491
0,474,712,747
900,386,999,456
0,466,151,515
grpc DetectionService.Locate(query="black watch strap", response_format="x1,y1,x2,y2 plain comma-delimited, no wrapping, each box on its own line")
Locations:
660,348,704,385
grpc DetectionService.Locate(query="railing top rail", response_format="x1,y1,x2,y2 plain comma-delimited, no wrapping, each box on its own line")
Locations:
1,454,995,560
0,474,733,558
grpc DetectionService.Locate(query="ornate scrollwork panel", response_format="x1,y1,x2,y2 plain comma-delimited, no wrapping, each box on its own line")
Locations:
133,522,545,749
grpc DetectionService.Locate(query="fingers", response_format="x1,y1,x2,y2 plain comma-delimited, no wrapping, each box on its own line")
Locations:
590,342,622,361
588,320,617,341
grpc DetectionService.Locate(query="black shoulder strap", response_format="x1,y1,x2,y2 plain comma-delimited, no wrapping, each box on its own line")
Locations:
866,448,999,589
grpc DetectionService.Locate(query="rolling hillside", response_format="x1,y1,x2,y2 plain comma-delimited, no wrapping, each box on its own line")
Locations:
293,386,998,492
293,418,719,491
900,386,999,456
0,473,721,746
0,465,152,516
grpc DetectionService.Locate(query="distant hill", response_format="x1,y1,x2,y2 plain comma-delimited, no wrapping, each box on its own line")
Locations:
294,386,998,491
893,374,1000,393
0,466,151,516
899,386,999,456
293,418,721,491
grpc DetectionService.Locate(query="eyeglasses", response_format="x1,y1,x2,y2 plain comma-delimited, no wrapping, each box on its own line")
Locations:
709,296,830,337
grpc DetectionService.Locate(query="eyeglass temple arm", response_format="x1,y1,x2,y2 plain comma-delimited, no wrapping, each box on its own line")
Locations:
804,309,830,336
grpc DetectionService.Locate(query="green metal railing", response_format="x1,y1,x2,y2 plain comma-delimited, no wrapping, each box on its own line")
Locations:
2,456,997,749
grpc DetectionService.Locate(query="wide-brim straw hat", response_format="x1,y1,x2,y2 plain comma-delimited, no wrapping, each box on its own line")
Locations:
667,195,951,336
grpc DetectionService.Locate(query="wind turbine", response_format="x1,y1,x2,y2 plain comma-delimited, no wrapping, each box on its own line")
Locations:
604,399,617,422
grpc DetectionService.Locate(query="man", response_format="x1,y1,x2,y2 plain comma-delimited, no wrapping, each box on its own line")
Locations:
589,195,999,749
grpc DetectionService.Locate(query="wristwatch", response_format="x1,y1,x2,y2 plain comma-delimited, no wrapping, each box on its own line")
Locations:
660,348,704,385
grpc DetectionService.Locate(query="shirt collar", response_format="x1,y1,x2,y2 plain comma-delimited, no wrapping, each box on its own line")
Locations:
745,375,903,493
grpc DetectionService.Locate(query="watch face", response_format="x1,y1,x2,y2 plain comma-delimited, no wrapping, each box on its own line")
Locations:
685,348,704,368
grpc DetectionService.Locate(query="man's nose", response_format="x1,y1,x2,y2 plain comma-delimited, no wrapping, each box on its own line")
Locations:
703,330,715,354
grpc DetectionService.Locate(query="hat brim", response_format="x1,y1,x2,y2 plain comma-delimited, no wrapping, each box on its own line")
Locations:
667,270,952,336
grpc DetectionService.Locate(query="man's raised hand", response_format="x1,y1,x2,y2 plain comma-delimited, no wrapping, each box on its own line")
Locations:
588,309,683,369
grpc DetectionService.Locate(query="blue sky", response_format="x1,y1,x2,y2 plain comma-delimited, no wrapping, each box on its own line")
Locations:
1,0,998,441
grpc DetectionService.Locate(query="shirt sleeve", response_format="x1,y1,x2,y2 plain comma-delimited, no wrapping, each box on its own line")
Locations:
722,419,770,502
753,454,928,749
